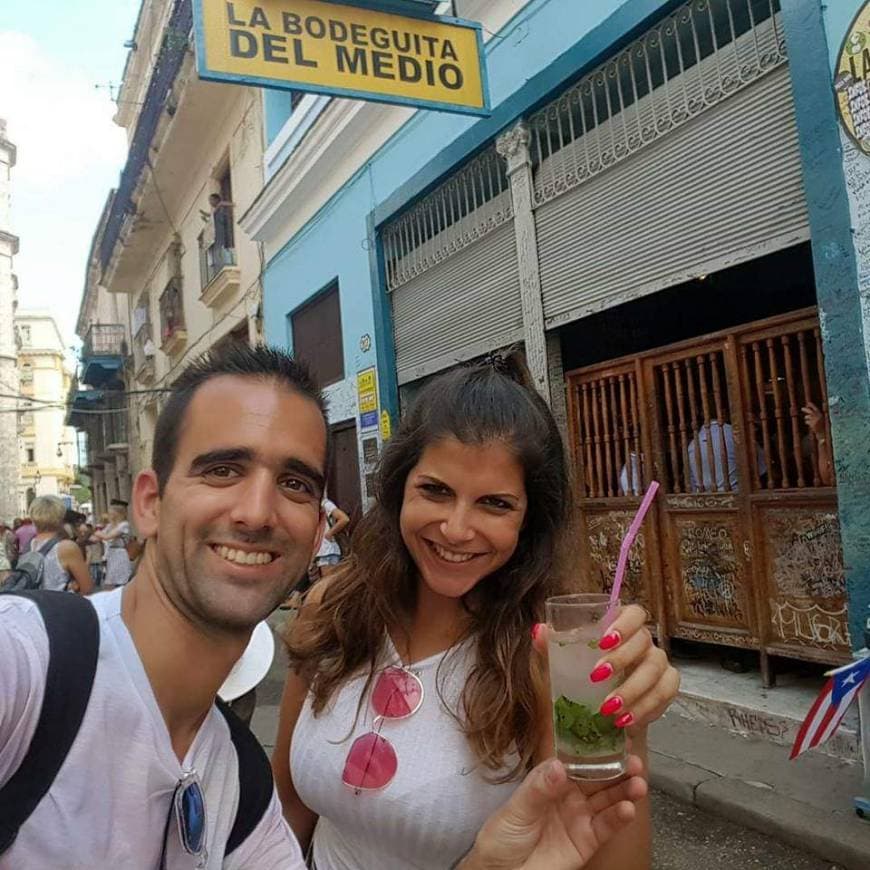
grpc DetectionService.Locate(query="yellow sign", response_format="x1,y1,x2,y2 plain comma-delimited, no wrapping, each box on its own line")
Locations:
834,2,870,154
357,366,378,428
380,409,392,441
194,0,489,115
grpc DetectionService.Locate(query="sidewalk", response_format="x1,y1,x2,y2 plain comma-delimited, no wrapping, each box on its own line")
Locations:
649,710,870,869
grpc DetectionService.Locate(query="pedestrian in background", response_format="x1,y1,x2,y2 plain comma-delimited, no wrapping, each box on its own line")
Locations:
314,495,349,578
94,499,133,588
81,522,104,589
27,495,93,594
0,522,14,584
14,516,36,555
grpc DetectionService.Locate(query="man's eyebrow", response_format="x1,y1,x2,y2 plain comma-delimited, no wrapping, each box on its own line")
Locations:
189,448,253,474
282,458,326,496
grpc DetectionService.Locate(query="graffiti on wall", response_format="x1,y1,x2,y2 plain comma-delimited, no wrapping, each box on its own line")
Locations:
677,521,745,623
586,512,647,606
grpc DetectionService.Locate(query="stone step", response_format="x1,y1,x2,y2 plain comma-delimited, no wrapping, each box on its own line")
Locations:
671,659,862,763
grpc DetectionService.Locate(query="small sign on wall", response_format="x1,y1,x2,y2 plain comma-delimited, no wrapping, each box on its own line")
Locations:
357,366,378,429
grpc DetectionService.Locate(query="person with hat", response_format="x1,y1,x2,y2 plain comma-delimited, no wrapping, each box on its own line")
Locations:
93,499,133,588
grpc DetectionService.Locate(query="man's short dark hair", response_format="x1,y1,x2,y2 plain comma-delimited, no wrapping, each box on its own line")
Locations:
152,344,328,494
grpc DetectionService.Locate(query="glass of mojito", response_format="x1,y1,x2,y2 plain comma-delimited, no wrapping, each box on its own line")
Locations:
545,593,627,781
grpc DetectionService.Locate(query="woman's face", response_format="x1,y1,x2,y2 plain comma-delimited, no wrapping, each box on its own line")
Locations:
399,437,527,601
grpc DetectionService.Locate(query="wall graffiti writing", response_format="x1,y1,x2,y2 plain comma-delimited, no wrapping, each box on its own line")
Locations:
764,510,846,601
769,599,850,651
586,512,646,606
726,707,789,739
678,522,744,622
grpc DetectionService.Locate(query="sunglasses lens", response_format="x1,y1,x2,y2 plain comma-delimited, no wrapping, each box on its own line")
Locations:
371,667,423,719
179,781,206,854
342,732,398,791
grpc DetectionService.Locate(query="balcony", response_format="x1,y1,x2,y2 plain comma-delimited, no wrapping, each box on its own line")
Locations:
81,323,127,388
159,280,187,356
199,205,240,308
133,321,157,384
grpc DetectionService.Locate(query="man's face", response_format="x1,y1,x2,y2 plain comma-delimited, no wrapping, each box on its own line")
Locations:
141,375,327,632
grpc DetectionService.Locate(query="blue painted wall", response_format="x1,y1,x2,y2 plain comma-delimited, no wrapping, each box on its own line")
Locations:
263,0,678,408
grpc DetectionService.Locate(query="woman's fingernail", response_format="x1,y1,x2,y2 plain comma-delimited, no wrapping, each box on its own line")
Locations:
589,662,614,683
599,696,623,716
615,712,634,729
598,631,621,651
531,623,543,642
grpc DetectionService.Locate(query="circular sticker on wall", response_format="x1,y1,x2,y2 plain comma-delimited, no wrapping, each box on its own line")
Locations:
834,2,870,154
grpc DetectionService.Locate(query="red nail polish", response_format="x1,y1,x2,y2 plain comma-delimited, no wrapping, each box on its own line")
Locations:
598,631,621,651
615,712,634,729
589,663,614,683
531,623,543,642
599,696,623,716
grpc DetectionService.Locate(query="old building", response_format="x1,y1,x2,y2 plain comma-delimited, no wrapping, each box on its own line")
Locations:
15,311,77,512
91,0,265,477
0,120,20,523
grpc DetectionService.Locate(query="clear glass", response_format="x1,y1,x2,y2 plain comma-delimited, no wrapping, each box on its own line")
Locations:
545,593,627,781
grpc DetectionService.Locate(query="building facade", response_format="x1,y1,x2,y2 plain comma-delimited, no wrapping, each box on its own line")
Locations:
71,0,266,483
0,120,20,523
245,0,870,667
15,312,77,513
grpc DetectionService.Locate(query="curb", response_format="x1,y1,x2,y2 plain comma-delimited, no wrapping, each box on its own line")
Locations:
650,750,870,870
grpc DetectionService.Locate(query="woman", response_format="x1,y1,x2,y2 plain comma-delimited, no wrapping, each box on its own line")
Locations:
94,500,133,588
274,354,679,869
28,495,93,595
314,495,350,578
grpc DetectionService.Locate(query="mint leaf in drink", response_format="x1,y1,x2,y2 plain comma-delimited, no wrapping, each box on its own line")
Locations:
553,696,624,754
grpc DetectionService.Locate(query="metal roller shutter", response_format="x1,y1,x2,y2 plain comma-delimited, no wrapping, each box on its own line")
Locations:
537,65,809,327
391,221,523,385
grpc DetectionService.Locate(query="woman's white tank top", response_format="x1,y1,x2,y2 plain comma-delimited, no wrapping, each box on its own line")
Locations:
290,636,520,869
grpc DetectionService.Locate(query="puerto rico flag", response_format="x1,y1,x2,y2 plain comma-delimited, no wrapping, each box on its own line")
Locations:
790,656,870,760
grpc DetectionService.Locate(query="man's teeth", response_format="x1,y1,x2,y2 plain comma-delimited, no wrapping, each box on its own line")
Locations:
430,541,476,563
215,545,274,566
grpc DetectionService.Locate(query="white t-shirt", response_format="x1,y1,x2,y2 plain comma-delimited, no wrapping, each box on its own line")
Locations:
316,499,340,559
0,589,305,869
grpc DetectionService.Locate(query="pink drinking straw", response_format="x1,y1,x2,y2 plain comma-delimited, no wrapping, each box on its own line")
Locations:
602,481,660,630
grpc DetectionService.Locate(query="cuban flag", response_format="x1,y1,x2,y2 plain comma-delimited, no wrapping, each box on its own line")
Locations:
790,656,870,760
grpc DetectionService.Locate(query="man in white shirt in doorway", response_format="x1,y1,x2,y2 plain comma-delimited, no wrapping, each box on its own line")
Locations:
0,344,646,869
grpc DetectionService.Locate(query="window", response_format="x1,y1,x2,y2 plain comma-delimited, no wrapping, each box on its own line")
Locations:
159,279,186,345
200,166,237,288
26,447,35,463
291,282,344,388
19,325,31,346
20,363,33,384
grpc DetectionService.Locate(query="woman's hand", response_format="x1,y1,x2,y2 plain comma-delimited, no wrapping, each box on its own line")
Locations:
460,757,647,870
802,402,825,437
534,605,679,734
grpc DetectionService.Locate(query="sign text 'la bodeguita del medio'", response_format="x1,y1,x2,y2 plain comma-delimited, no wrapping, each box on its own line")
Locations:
193,0,490,115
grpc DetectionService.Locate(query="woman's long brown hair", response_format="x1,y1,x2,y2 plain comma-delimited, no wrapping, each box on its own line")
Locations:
286,351,573,782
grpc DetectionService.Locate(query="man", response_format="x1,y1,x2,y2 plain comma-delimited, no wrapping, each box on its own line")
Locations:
13,516,36,556
0,345,645,868
0,523,16,569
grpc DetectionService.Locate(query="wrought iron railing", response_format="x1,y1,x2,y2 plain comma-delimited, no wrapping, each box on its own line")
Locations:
133,321,156,373
99,0,192,272
159,280,186,344
382,144,512,291
84,323,127,357
529,0,786,205
199,204,237,287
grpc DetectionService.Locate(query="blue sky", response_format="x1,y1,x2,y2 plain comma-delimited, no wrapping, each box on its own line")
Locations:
1,0,142,348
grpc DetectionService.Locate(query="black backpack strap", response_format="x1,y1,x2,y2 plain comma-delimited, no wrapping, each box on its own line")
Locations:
215,697,275,855
0,591,99,853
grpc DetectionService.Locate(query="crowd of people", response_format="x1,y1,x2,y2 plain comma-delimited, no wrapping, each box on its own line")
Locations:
0,498,138,593
0,343,681,869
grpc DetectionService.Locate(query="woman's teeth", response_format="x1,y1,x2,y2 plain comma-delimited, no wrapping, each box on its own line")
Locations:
429,541,477,564
214,545,274,566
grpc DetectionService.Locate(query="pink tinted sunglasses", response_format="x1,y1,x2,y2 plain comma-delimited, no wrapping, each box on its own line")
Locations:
342,666,424,792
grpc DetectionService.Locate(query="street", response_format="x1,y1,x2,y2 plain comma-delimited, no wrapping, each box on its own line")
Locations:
651,790,844,870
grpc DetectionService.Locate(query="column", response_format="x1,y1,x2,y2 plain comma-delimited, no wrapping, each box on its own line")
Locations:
781,0,870,648
496,122,550,399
